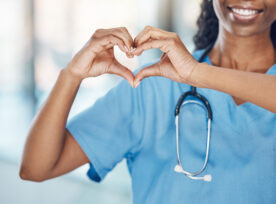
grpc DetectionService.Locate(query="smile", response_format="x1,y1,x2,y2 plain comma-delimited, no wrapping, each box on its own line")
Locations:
227,6,263,22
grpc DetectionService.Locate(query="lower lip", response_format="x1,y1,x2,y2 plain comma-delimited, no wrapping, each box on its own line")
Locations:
229,9,261,23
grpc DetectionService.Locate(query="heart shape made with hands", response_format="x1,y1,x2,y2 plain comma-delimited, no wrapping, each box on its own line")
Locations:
112,26,197,88
121,46,167,88
110,41,165,88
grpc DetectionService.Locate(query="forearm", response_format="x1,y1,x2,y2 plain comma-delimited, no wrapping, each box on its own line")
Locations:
20,68,82,178
192,63,276,113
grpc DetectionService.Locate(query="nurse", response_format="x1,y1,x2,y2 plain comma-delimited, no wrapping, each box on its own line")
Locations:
20,0,276,203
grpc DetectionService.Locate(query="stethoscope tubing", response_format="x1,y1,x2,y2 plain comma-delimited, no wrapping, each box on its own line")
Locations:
174,44,214,182
175,100,212,176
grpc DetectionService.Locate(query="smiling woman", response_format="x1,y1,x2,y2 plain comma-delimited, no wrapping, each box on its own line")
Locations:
19,0,276,203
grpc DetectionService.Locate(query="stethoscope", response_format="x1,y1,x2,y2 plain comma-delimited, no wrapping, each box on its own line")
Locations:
174,45,213,182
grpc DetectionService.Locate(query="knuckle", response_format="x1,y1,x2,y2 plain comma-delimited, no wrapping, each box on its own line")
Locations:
145,25,152,30
114,27,121,31
91,33,97,39
120,26,127,32
110,27,118,33
105,35,115,43
95,28,104,33
172,32,180,41
91,33,98,39
87,39,94,47
171,32,178,37
92,28,104,38
115,27,126,33
169,38,177,46
111,29,119,36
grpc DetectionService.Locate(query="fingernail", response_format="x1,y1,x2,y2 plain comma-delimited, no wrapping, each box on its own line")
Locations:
128,46,132,52
133,49,139,55
126,53,133,58
134,81,140,88
124,46,128,52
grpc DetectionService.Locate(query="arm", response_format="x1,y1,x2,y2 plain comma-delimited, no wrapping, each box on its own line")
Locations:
192,63,276,113
131,26,276,113
19,27,135,182
20,69,89,181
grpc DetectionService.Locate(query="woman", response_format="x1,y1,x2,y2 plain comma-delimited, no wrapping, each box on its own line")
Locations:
20,0,276,203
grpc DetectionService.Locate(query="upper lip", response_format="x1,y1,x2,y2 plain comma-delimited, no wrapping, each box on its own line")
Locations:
227,5,264,13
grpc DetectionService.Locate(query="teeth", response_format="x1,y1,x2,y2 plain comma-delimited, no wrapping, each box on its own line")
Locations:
232,8,258,16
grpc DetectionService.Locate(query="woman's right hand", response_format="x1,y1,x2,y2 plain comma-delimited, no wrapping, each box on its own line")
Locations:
64,27,135,87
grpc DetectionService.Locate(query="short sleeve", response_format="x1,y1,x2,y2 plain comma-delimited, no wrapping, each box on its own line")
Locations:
66,67,149,182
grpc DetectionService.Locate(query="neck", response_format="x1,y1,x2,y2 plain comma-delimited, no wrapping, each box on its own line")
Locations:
209,25,276,73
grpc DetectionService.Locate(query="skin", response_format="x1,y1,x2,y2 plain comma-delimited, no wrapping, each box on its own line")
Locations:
209,0,276,104
20,0,276,182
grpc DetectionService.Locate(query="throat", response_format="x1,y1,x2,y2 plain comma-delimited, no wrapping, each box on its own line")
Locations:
209,27,276,72
208,45,276,73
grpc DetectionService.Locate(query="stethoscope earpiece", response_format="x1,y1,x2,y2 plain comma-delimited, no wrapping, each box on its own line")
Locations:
174,164,183,173
203,174,212,182
174,164,212,182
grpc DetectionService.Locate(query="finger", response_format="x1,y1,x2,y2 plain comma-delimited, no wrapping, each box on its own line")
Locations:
119,27,136,57
119,27,135,49
108,61,135,87
90,34,127,54
103,39,133,58
134,26,169,47
108,28,135,58
93,28,134,54
137,29,169,47
110,28,133,50
98,27,133,51
117,27,136,58
133,62,161,87
133,26,149,47
133,39,171,56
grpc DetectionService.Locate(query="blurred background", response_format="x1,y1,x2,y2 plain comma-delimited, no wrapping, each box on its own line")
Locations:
0,0,202,203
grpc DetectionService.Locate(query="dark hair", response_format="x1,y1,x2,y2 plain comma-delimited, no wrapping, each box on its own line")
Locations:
193,0,276,50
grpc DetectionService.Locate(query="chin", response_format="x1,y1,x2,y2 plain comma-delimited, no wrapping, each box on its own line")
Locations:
224,22,269,38
230,27,261,37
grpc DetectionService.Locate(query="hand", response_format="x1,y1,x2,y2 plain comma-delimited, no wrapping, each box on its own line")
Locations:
64,27,136,86
131,26,199,87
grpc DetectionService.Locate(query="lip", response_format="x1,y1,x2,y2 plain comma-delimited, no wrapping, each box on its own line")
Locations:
227,5,263,23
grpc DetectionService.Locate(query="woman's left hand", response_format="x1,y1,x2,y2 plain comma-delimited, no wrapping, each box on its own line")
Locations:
132,26,199,87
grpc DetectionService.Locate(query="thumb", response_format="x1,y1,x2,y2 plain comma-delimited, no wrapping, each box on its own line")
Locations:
133,62,161,88
108,61,135,87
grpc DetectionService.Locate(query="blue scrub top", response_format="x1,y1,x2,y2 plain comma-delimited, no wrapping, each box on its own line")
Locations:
66,50,276,204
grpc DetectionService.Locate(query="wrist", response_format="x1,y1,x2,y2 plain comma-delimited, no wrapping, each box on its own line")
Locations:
60,68,84,85
180,58,199,85
186,62,209,88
